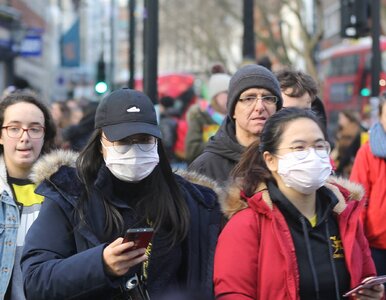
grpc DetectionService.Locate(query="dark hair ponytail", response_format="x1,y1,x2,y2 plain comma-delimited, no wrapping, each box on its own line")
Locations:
231,140,273,197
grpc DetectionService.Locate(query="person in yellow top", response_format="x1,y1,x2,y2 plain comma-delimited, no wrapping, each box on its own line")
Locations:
185,72,231,163
0,91,56,300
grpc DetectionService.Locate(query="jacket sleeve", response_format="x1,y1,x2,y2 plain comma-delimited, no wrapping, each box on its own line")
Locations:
185,106,206,163
21,197,115,300
159,117,177,155
350,144,371,200
355,216,377,280
349,144,371,223
214,209,258,300
177,178,222,298
188,153,209,176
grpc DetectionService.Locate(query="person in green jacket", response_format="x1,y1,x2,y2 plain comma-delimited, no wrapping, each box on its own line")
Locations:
185,72,231,163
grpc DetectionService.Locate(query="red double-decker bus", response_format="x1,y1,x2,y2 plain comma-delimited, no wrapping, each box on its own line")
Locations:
319,36,386,127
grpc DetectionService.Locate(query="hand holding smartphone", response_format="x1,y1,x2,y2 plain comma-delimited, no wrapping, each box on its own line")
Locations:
122,228,154,250
343,275,386,297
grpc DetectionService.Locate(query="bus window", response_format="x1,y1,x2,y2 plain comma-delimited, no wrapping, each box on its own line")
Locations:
365,49,386,72
329,55,360,76
328,57,342,76
330,82,355,103
342,55,360,74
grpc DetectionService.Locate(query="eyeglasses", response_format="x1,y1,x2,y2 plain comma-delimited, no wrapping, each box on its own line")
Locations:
276,141,331,160
101,135,157,153
238,95,278,107
2,125,45,139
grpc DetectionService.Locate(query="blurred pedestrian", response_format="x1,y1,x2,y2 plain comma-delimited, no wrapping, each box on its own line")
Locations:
50,100,72,148
62,100,99,152
276,68,318,110
275,68,331,144
158,96,178,164
21,88,222,299
350,92,386,278
188,64,282,185
185,72,231,163
1,76,33,99
214,107,383,300
65,98,84,126
331,110,366,178
257,55,272,71
0,91,56,300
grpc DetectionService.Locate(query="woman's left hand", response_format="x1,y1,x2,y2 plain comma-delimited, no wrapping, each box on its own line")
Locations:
353,284,384,300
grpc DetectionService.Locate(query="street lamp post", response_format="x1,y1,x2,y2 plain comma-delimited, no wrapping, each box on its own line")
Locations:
370,0,381,125
128,0,136,89
143,0,158,104
242,0,255,62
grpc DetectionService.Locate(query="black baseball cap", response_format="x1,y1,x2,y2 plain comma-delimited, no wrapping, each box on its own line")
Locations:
95,88,162,141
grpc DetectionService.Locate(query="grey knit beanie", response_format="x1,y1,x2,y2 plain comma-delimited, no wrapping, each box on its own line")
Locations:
227,64,283,118
207,73,231,102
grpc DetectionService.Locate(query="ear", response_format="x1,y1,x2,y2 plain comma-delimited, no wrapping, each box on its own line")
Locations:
263,151,278,172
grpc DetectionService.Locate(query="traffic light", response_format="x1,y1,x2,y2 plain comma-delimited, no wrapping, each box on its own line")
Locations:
360,87,371,97
341,0,370,39
95,57,108,94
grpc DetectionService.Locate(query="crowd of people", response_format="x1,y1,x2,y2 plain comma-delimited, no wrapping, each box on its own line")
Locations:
0,61,385,300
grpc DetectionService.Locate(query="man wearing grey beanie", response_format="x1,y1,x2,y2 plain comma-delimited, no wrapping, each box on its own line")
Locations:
188,64,282,185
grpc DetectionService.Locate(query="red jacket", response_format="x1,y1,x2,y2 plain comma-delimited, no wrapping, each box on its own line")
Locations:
214,178,376,300
350,142,386,249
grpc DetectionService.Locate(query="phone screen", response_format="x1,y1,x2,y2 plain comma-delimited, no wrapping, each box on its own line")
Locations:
122,228,154,250
343,275,386,297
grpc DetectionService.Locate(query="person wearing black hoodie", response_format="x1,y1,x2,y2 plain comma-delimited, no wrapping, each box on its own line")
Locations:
188,64,282,185
62,100,98,152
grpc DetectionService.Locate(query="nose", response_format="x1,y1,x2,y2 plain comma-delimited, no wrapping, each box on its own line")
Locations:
20,129,30,140
253,98,265,111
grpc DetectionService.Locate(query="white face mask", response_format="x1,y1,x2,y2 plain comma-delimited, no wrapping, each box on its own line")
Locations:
102,141,159,182
277,148,332,195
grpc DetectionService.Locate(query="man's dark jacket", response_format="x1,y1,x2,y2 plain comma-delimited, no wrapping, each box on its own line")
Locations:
188,116,244,186
21,150,222,300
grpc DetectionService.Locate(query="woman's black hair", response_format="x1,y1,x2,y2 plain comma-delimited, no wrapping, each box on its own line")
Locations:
0,91,57,154
76,131,190,246
232,107,327,196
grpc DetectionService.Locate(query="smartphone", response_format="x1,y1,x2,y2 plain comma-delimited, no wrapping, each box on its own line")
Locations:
122,228,154,250
343,275,386,297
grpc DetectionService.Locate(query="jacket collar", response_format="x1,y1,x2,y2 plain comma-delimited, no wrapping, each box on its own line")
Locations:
204,116,245,161
30,150,221,204
0,155,11,194
29,149,78,185
220,176,365,219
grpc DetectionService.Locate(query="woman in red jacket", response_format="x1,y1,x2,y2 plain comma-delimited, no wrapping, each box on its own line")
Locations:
214,107,384,300
350,93,386,278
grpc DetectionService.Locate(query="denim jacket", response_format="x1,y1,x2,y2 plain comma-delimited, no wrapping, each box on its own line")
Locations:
0,155,20,299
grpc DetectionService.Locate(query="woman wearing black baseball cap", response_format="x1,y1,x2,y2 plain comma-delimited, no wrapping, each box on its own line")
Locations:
21,88,222,299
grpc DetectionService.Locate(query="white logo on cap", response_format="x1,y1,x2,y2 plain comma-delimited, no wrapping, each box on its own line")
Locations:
127,106,141,113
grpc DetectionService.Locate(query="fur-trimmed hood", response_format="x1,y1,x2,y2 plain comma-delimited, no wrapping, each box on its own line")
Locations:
220,176,365,219
29,149,78,186
174,169,222,199
29,150,221,197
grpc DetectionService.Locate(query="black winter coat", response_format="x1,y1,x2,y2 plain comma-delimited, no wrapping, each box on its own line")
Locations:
188,116,244,186
21,150,222,300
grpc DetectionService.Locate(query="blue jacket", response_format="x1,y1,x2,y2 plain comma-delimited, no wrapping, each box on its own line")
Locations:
0,155,19,299
21,150,222,300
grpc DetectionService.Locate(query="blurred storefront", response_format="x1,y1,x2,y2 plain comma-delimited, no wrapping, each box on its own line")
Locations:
0,4,22,92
